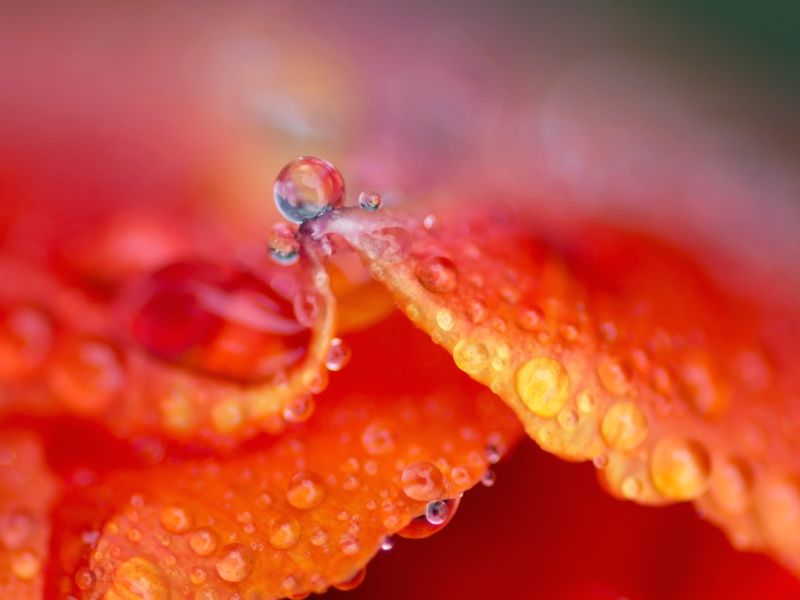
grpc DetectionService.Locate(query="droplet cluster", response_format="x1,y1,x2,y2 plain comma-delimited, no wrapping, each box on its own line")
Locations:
66,377,518,598
313,204,800,575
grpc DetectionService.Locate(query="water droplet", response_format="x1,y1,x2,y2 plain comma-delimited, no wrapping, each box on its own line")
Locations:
680,358,729,419
453,339,489,376
0,510,32,549
481,470,496,487
597,357,632,396
215,543,253,583
49,336,125,416
74,567,95,590
325,338,351,372
557,408,579,430
269,516,301,549
189,527,219,557
362,420,395,455
159,505,193,534
381,537,394,551
576,391,595,413
422,214,438,229
309,527,328,546
515,356,571,418
286,471,327,510
415,256,458,294
189,565,208,585
334,567,367,591
425,500,450,525
600,401,648,450
436,309,455,331
485,444,501,465
401,461,444,501
516,307,543,332
358,191,382,211
274,156,345,223
464,298,488,324
397,497,460,539
108,557,167,599
650,437,711,500
754,474,800,552
710,457,752,515
621,476,643,499
268,222,300,265
283,394,315,423
11,549,40,580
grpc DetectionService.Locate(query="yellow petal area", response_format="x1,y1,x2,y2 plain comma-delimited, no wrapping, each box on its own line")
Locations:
310,205,800,575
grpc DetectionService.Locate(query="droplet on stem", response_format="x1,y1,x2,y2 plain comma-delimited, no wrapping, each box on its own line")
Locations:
274,156,345,223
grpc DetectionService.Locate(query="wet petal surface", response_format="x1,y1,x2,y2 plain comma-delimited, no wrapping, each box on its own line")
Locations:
50,315,521,598
313,204,800,574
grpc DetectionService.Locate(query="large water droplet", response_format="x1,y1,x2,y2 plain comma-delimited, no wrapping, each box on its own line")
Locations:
131,260,310,382
650,436,710,500
515,356,571,418
274,156,345,223
215,543,253,583
401,461,444,501
415,256,458,294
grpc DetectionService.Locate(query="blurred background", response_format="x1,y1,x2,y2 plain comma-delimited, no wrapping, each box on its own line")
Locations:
1,1,799,598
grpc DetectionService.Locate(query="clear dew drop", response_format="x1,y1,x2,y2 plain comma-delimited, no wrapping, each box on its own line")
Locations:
397,497,460,539
325,338,352,372
710,457,752,515
286,471,327,510
189,565,208,585
215,543,253,583
485,444,501,465
481,470,496,488
358,190,382,211
415,256,458,294
268,222,300,265
381,537,394,551
425,500,449,525
401,461,445,501
274,156,345,223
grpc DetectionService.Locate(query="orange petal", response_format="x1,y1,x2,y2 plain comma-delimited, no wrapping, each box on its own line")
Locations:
0,431,59,599
311,204,800,574
52,314,521,598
